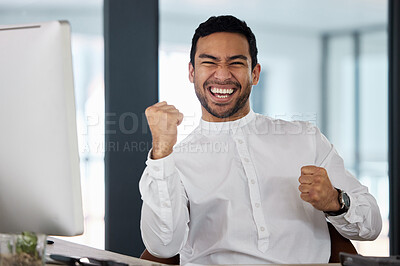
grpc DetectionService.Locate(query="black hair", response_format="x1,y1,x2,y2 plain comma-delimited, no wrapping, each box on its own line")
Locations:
190,15,258,70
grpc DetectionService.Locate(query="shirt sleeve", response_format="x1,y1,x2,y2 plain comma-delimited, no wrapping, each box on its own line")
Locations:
313,126,382,241
139,149,189,258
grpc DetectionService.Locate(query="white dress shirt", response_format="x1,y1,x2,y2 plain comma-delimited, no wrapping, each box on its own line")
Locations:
139,110,382,265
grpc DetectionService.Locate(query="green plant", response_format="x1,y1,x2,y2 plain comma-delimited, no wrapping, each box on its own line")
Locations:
15,232,39,258
7,232,39,258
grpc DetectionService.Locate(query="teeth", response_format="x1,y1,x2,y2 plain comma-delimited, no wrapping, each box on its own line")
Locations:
216,94,229,98
211,87,234,95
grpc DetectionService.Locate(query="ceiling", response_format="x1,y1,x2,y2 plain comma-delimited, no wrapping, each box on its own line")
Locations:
0,0,388,35
160,0,387,34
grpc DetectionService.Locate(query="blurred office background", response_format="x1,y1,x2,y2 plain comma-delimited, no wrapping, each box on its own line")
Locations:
0,0,388,256
159,0,389,256
0,0,105,248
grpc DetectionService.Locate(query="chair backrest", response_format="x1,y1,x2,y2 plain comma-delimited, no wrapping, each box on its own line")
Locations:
327,222,358,263
140,249,179,265
140,222,357,264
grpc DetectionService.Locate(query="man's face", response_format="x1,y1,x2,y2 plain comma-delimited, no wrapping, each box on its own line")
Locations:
189,32,261,122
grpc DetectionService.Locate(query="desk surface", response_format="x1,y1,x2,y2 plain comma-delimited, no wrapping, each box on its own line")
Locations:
46,237,160,266
45,237,341,266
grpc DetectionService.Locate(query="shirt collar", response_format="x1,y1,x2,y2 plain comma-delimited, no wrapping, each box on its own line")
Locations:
199,109,256,133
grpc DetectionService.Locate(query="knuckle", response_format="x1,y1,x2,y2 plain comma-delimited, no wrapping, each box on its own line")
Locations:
155,109,165,116
318,167,327,175
145,106,152,116
301,165,313,174
168,109,178,114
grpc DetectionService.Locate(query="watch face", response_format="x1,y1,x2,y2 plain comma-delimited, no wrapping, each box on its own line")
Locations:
342,192,350,208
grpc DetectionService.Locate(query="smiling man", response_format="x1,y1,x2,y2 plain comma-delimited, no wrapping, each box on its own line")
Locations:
139,16,382,265
189,31,259,122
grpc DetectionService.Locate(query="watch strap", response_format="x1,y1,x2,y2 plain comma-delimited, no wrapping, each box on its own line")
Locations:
324,188,349,216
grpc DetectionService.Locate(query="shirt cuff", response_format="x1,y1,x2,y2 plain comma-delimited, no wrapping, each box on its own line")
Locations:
327,193,363,224
145,148,176,180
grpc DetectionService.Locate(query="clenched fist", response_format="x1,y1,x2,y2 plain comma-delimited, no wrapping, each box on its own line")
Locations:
298,166,341,212
145,101,184,159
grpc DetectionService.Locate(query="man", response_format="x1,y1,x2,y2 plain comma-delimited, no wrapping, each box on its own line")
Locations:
139,15,382,264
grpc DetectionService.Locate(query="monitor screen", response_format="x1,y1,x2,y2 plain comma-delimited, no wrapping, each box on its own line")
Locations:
0,21,84,236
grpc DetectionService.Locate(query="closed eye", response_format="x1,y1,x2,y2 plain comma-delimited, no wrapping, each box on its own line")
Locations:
230,61,245,66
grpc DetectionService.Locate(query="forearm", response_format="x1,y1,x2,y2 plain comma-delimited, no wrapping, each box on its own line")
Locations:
327,184,382,241
141,198,189,257
139,152,189,257
314,127,382,240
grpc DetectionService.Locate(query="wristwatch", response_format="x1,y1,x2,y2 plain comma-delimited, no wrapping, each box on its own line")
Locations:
324,188,350,216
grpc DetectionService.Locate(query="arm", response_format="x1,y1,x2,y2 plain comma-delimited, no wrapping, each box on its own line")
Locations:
139,102,189,258
298,126,382,241
139,151,189,258
321,149,382,241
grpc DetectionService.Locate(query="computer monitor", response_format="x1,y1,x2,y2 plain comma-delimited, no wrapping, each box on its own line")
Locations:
0,21,84,236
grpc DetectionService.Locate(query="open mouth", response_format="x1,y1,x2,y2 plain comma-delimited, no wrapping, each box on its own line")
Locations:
208,87,236,99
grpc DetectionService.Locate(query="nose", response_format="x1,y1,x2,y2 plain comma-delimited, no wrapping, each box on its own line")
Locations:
213,65,232,80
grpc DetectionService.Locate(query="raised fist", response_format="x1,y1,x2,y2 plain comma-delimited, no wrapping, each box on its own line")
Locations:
298,166,341,212
145,101,184,159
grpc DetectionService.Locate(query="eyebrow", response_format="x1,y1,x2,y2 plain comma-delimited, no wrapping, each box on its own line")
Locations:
198,53,248,62
227,55,248,61
198,54,219,61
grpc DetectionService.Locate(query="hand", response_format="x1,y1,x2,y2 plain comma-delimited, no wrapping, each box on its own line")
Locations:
298,166,341,212
145,101,184,159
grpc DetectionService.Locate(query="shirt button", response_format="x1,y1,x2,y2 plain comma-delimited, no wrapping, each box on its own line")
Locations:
237,139,243,144
162,202,169,208
244,158,250,163
255,203,260,208
251,179,255,184
153,166,160,171
260,227,265,232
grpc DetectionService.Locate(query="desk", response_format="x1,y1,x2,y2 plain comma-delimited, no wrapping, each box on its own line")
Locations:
46,237,160,266
46,237,341,266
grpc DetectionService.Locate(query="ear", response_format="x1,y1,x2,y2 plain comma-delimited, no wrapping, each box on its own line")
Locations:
251,63,261,85
188,62,195,83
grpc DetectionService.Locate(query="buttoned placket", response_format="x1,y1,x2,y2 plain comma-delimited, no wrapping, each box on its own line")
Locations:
232,128,270,253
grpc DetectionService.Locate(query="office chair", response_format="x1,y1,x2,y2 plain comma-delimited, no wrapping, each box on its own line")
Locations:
140,222,357,264
140,249,180,264
327,222,358,262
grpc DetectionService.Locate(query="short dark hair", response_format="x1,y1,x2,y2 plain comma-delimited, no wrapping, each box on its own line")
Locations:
190,15,258,70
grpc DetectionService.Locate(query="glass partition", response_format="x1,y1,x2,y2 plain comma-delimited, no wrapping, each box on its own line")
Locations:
160,0,389,256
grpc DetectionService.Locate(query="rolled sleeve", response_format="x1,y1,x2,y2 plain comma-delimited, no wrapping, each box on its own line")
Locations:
313,126,382,241
327,191,382,240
